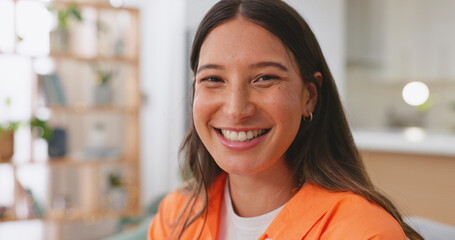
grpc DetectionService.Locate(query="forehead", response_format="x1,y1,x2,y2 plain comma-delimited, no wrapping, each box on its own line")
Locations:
198,17,294,67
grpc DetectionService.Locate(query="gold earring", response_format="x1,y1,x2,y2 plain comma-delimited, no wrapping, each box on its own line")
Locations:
304,112,313,122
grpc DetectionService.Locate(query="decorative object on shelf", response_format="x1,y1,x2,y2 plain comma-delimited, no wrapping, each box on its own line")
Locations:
0,97,20,162
108,172,126,210
0,129,15,162
48,4,83,53
48,127,67,158
15,178,46,219
92,64,117,106
52,195,71,213
96,19,112,56
39,74,67,106
0,206,7,220
30,116,53,143
83,121,119,158
30,116,68,158
25,189,46,218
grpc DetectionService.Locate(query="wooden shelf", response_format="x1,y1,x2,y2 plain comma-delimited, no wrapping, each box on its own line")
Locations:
2,1,142,238
11,157,138,168
47,105,139,114
0,160,13,165
0,217,41,223
47,53,138,65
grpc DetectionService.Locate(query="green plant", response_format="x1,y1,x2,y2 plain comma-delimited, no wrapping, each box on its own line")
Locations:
0,97,21,137
92,64,116,85
48,4,83,30
97,70,114,85
109,172,124,188
0,121,20,137
30,117,53,142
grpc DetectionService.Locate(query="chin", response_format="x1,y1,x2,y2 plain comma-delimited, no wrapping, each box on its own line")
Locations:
215,158,266,176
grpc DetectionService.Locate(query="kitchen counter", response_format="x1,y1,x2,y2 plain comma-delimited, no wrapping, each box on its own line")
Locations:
353,128,455,157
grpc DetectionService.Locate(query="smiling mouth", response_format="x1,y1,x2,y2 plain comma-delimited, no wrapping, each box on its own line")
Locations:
215,128,271,142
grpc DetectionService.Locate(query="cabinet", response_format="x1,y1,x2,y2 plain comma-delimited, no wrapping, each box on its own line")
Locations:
0,1,140,239
346,0,455,82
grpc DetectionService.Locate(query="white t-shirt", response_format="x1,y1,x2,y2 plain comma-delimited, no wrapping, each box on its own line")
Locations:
218,181,284,240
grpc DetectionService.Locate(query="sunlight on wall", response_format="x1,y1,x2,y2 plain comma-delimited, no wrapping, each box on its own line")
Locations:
0,56,32,123
0,166,14,206
0,1,15,53
16,1,52,56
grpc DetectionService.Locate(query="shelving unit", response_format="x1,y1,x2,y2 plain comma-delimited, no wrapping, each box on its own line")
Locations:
0,1,141,239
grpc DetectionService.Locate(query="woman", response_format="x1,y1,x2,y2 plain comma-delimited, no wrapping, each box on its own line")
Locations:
149,0,423,239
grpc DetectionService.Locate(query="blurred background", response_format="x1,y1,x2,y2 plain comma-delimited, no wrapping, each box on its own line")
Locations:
0,0,454,239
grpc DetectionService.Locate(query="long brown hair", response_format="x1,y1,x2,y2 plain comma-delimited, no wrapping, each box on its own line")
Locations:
174,0,423,239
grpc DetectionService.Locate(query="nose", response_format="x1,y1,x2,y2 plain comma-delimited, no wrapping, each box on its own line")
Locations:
224,84,255,122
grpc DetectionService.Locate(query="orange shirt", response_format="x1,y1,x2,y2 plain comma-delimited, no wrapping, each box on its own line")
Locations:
148,174,406,239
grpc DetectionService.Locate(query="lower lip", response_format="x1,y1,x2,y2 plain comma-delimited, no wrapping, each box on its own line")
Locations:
215,129,268,151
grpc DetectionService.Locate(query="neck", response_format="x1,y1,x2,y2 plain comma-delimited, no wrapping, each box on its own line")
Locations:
227,159,297,217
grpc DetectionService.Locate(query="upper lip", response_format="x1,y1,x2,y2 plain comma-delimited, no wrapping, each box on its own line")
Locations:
214,127,271,132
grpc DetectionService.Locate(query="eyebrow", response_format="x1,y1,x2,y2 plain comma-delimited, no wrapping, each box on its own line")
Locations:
196,64,223,74
197,61,288,74
249,61,289,72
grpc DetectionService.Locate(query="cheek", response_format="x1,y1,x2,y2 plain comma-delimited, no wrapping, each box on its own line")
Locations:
192,94,205,129
192,89,217,130
262,87,303,122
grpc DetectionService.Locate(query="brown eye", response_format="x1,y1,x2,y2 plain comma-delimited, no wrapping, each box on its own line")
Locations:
256,75,280,82
202,76,223,82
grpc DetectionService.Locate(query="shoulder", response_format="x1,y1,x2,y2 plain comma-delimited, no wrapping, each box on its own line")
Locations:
308,185,407,239
148,174,227,240
153,187,193,225
148,189,191,240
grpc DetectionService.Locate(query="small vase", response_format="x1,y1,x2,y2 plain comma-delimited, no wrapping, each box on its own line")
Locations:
48,128,67,158
108,188,126,210
50,28,70,54
0,131,14,162
94,85,113,106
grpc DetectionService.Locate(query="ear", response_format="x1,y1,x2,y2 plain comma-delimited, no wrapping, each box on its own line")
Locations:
302,72,322,116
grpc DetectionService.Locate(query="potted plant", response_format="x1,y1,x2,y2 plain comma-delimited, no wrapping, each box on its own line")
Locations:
107,172,126,210
92,64,116,106
48,4,83,53
30,117,67,158
0,98,20,162
0,121,20,162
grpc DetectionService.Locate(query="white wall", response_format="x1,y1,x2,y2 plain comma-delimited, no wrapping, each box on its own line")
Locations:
140,0,187,206
286,0,346,98
139,0,347,205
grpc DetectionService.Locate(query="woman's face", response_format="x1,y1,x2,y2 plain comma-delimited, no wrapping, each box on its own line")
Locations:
193,17,313,177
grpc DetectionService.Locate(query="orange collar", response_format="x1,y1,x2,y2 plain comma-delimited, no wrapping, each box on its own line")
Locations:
204,174,344,240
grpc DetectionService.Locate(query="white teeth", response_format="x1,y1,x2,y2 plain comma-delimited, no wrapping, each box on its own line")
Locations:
246,131,253,139
230,131,238,140
238,131,246,141
220,129,268,142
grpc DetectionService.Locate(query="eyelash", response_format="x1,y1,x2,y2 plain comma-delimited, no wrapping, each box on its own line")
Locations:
255,75,280,82
201,76,223,83
199,74,280,84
